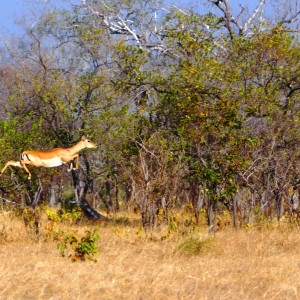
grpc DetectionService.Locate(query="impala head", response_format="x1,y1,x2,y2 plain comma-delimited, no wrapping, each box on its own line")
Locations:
81,135,97,148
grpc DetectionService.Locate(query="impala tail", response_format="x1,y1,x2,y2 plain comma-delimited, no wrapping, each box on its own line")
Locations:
20,153,31,162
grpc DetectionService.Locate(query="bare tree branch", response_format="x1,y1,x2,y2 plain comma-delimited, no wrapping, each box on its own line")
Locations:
79,1,180,58
281,9,300,24
210,0,266,37
209,0,236,38
242,0,266,35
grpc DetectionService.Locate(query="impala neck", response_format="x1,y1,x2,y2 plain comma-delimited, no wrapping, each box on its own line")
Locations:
68,141,86,155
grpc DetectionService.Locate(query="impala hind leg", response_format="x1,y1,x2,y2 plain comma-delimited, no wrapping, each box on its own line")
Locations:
0,160,23,177
20,161,32,180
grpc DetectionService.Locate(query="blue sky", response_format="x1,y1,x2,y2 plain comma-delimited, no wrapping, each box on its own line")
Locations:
0,0,71,35
0,0,24,33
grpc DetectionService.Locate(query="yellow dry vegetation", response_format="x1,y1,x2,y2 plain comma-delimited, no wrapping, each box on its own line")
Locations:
0,210,299,300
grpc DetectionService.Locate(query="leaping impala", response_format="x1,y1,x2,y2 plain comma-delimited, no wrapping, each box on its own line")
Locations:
0,135,97,179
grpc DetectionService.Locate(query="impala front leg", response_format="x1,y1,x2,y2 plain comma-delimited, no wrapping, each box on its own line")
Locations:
68,162,73,172
66,154,79,171
74,154,79,169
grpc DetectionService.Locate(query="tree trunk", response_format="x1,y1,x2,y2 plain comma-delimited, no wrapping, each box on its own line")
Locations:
207,198,217,233
71,167,109,221
275,191,283,221
232,195,239,229
49,178,56,207
139,195,158,230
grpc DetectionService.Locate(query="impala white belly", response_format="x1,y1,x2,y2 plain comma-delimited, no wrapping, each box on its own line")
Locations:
41,157,64,168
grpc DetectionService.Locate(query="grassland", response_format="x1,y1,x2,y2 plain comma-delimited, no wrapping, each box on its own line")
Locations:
0,209,299,300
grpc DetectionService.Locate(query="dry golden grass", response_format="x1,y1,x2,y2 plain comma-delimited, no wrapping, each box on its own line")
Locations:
0,210,299,300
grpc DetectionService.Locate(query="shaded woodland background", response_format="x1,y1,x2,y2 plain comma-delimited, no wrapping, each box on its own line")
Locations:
1,0,300,230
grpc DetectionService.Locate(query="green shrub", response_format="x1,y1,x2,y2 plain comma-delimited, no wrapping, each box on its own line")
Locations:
46,207,82,224
57,229,99,262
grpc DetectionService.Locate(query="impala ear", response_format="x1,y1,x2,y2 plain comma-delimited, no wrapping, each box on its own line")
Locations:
81,135,87,141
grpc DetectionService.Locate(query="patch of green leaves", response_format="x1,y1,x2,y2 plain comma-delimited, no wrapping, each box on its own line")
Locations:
57,229,99,262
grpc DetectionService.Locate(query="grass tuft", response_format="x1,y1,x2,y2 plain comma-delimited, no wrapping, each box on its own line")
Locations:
177,235,217,256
